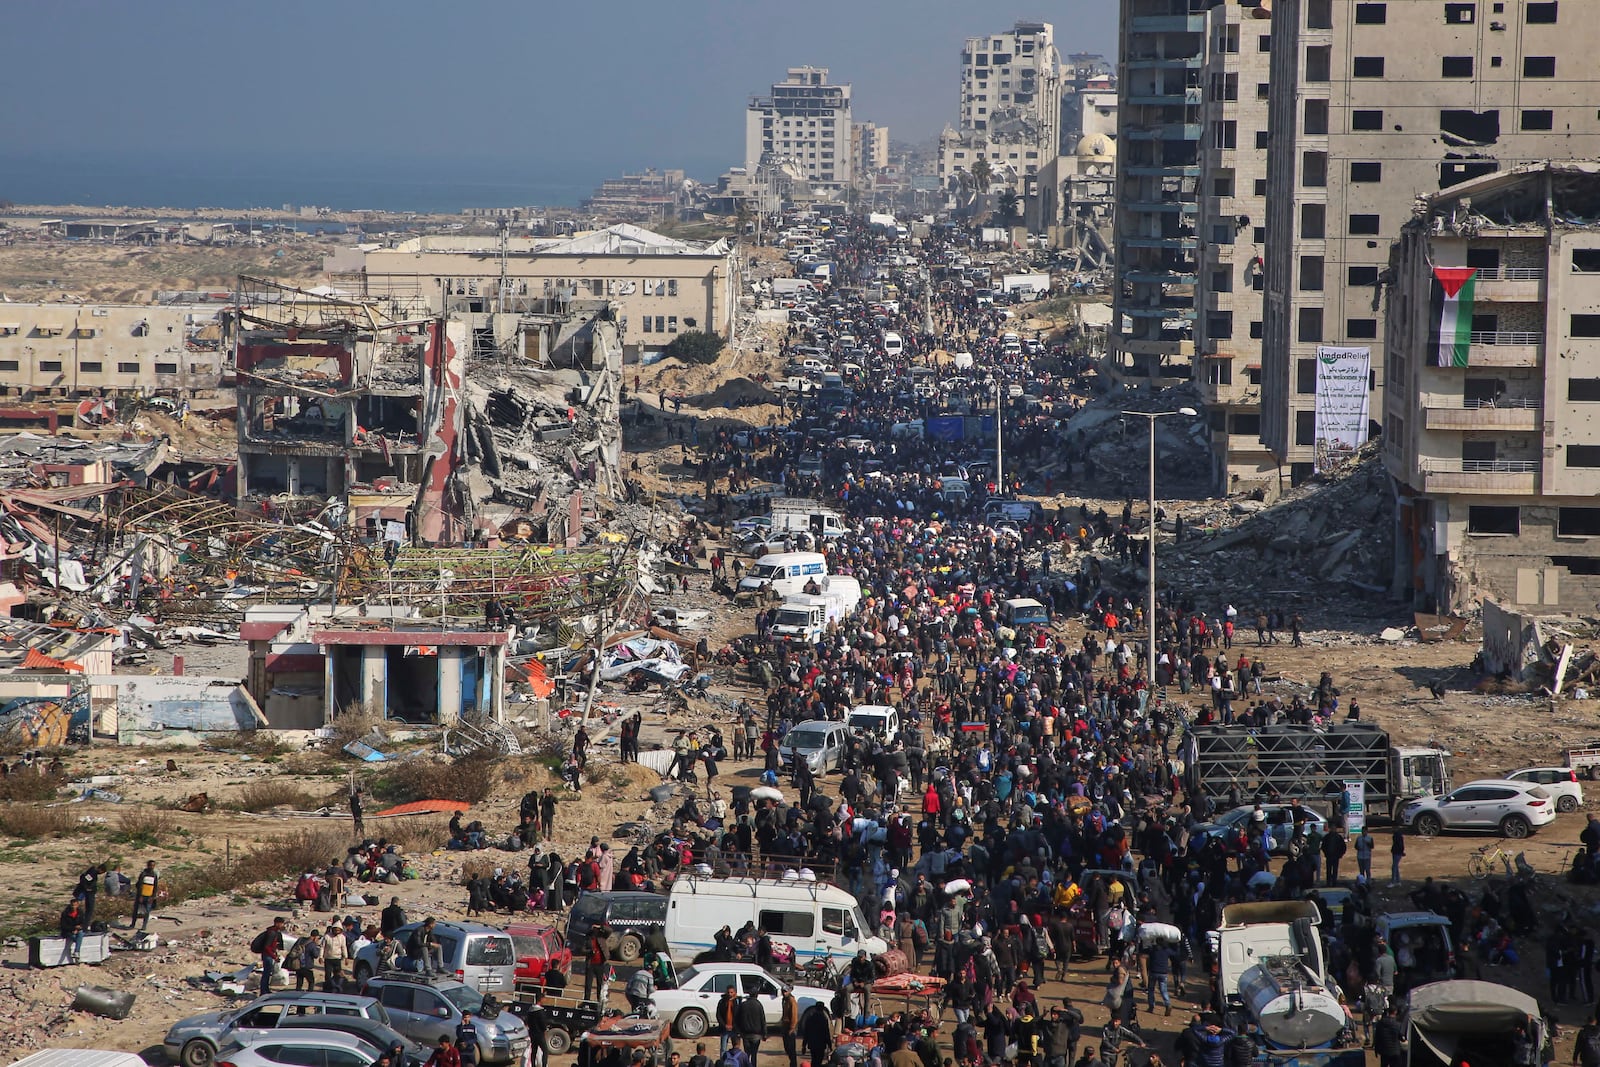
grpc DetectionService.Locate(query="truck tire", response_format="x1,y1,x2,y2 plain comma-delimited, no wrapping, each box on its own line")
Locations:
1501,814,1531,839
545,1027,572,1055
181,1040,216,1067
616,933,643,963
675,1008,709,1039
1413,813,1442,837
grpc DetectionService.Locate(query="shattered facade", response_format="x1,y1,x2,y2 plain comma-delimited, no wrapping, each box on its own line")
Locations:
233,278,473,544
1260,0,1600,484
1109,0,1204,382
938,22,1063,201
1385,162,1600,613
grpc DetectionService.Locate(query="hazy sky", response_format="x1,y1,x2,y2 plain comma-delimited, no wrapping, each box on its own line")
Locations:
0,0,1117,186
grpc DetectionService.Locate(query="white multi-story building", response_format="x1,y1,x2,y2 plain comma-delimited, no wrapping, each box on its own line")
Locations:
852,122,890,185
938,21,1062,200
1261,0,1600,486
746,67,853,191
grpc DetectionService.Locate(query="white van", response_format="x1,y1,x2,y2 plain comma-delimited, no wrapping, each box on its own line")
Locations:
738,552,827,598
882,332,904,358
846,705,901,746
665,875,890,963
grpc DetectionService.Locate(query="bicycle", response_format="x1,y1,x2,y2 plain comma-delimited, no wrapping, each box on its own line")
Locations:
1468,845,1516,880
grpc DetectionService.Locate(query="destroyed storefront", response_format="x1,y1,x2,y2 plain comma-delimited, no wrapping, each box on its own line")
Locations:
243,605,509,729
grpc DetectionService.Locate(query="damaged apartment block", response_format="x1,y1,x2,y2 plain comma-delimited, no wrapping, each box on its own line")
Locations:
233,278,469,542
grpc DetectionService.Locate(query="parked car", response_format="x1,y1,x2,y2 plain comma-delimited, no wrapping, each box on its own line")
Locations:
210,1031,382,1067
777,719,850,775
653,963,833,1039
1401,778,1557,838
1503,766,1585,812
564,891,669,962
362,973,530,1065
506,922,572,983
1374,912,1456,993
163,992,405,1067
352,920,515,992
1191,804,1329,856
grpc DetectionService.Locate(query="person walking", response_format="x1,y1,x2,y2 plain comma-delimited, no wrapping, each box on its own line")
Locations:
253,916,287,994
584,925,610,1002
1321,829,1347,886
802,1005,834,1067
456,1011,480,1067
1355,827,1375,883
1373,1007,1405,1067
131,860,159,930
323,921,348,991
717,986,740,1058
76,863,105,928
294,930,322,991
424,1035,463,1067
736,988,767,1060
779,987,801,1067
1389,828,1406,887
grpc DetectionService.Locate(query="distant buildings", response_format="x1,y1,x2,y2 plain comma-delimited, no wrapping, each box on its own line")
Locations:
746,67,853,191
355,223,738,356
938,21,1063,203
582,169,686,224
0,303,228,397
852,123,891,186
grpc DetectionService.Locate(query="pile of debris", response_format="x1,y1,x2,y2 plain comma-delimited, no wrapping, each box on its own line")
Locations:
1165,445,1395,601
1047,383,1212,495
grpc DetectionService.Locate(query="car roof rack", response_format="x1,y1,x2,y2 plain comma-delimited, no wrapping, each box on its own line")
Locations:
367,969,455,987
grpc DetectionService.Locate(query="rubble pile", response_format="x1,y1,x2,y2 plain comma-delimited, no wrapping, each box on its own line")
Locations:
1046,383,1212,495
1166,445,1395,600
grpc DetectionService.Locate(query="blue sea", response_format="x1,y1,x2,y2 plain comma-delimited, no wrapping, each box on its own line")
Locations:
0,151,715,214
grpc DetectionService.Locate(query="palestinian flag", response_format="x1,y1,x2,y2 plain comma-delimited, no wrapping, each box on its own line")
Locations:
1430,267,1477,367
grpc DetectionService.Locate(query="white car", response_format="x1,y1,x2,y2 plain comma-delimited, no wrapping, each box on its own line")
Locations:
210,1031,381,1067
655,963,832,1039
1504,767,1585,812
1401,778,1557,838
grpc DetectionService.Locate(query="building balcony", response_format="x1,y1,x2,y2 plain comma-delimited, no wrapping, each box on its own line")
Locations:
1474,266,1545,303
1423,399,1543,432
1129,14,1206,32
1125,305,1197,319
1125,56,1204,70
1126,201,1199,214
1199,378,1258,405
1468,331,1544,367
1127,90,1203,106
1125,164,1201,177
1125,270,1198,285
1126,123,1203,141
1417,458,1539,494
1121,235,1199,249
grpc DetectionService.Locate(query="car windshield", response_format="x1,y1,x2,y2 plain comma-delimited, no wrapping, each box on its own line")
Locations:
749,563,784,579
441,985,485,1015
847,714,886,731
788,729,828,752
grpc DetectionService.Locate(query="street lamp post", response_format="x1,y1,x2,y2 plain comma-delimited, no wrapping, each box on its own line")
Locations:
1124,407,1198,674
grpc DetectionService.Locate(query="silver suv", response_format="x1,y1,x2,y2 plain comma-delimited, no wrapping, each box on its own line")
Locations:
162,991,419,1067
778,720,849,775
364,972,530,1065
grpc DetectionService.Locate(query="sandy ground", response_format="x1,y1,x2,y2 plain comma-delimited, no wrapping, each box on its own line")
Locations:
0,239,329,304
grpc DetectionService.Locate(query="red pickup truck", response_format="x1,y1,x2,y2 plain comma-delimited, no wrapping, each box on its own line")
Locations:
508,922,573,983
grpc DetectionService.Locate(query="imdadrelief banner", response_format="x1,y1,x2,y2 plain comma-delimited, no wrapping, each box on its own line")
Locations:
1313,345,1371,471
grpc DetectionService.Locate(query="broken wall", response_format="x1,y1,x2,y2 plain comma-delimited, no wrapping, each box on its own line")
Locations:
1481,599,1541,679
112,676,265,745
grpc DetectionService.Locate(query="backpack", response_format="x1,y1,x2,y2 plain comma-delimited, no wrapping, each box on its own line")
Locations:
251,930,272,954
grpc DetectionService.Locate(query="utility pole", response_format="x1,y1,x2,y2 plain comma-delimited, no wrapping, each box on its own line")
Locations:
994,378,1004,494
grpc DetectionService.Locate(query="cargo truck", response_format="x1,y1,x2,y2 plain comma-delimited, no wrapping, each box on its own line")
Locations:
1182,721,1451,823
